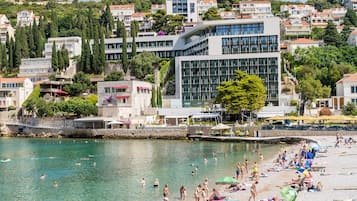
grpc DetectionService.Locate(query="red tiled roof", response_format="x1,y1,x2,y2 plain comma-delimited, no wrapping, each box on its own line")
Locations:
132,12,148,17
0,77,27,83
291,38,319,44
110,4,135,10
337,73,357,83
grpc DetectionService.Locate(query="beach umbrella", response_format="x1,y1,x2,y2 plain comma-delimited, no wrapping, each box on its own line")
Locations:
215,177,238,185
280,187,297,201
309,142,320,151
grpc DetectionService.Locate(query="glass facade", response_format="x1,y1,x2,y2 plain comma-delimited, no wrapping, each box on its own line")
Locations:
181,58,279,107
215,23,264,35
222,35,278,54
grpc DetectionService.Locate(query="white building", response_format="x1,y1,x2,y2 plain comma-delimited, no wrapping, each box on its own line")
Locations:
103,17,281,107
16,10,39,27
219,11,237,20
310,10,332,28
330,7,347,26
166,0,199,22
151,4,166,14
110,4,135,22
333,73,357,110
44,37,82,58
0,77,33,110
197,0,218,14
280,4,315,19
18,58,52,82
0,14,14,44
97,80,152,119
282,19,311,36
287,38,320,54
239,1,272,18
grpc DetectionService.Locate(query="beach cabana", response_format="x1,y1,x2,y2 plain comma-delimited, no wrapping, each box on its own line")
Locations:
211,123,232,136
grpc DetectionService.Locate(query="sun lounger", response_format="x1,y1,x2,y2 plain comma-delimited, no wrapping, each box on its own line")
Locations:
334,186,357,190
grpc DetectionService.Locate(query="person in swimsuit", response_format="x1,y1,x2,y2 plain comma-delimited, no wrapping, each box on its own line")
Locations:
163,184,169,198
236,162,241,180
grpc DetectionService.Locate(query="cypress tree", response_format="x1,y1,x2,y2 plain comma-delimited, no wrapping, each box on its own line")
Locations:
1,45,7,70
20,27,29,58
51,42,58,72
84,40,91,73
63,48,69,69
50,10,58,37
28,25,35,57
92,33,100,74
8,38,13,69
99,28,105,74
80,35,86,71
14,32,22,68
130,21,138,57
151,86,157,107
57,50,64,71
116,20,124,38
157,86,162,107
122,26,128,72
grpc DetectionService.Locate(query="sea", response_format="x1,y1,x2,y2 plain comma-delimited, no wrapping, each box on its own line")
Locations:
0,138,281,201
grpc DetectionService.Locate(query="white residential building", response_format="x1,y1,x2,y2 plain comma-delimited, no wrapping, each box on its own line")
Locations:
16,10,39,27
0,14,14,44
0,77,33,110
282,19,311,36
330,7,347,26
280,4,315,19
310,10,332,28
166,0,199,22
197,0,217,14
110,4,135,22
334,73,357,110
151,4,166,14
287,38,320,54
219,11,237,20
18,58,52,82
97,80,152,119
44,37,82,58
239,1,272,18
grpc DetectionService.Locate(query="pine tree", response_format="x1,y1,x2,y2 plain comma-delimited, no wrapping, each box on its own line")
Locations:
51,42,58,72
323,20,342,47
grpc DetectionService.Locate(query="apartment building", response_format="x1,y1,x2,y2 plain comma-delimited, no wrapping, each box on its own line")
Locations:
97,80,152,119
344,0,357,11
166,0,199,22
197,0,218,14
0,78,33,110
18,58,53,82
44,37,82,58
238,1,272,18
102,17,280,107
16,10,39,27
280,4,315,19
282,19,311,36
0,14,14,44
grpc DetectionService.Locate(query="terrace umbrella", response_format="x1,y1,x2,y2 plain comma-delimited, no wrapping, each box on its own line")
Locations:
215,177,238,185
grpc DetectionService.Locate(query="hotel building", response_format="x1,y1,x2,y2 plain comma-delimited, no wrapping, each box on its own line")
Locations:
102,17,281,107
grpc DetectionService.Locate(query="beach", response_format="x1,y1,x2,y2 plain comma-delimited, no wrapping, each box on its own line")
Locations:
207,136,357,201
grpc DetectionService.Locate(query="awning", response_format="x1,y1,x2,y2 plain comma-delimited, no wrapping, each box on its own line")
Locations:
113,85,128,89
54,89,68,95
116,95,129,99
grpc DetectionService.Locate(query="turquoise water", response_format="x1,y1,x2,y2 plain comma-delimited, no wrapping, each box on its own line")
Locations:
0,138,280,201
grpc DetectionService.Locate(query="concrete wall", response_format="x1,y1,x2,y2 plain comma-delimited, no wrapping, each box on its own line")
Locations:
259,129,357,137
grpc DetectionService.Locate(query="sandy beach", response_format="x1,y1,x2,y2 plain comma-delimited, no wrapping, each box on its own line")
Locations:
203,135,357,201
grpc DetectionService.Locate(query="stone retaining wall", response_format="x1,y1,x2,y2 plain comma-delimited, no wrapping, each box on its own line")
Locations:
259,130,357,137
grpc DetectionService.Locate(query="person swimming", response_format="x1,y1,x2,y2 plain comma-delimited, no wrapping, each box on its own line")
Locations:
154,178,160,187
40,173,46,180
141,178,146,187
53,181,58,188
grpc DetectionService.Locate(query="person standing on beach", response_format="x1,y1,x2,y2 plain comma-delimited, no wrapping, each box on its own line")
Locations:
180,185,187,200
248,181,258,201
194,184,201,201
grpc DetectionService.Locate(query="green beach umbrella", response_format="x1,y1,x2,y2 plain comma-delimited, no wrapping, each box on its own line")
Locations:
280,186,297,201
215,177,238,185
